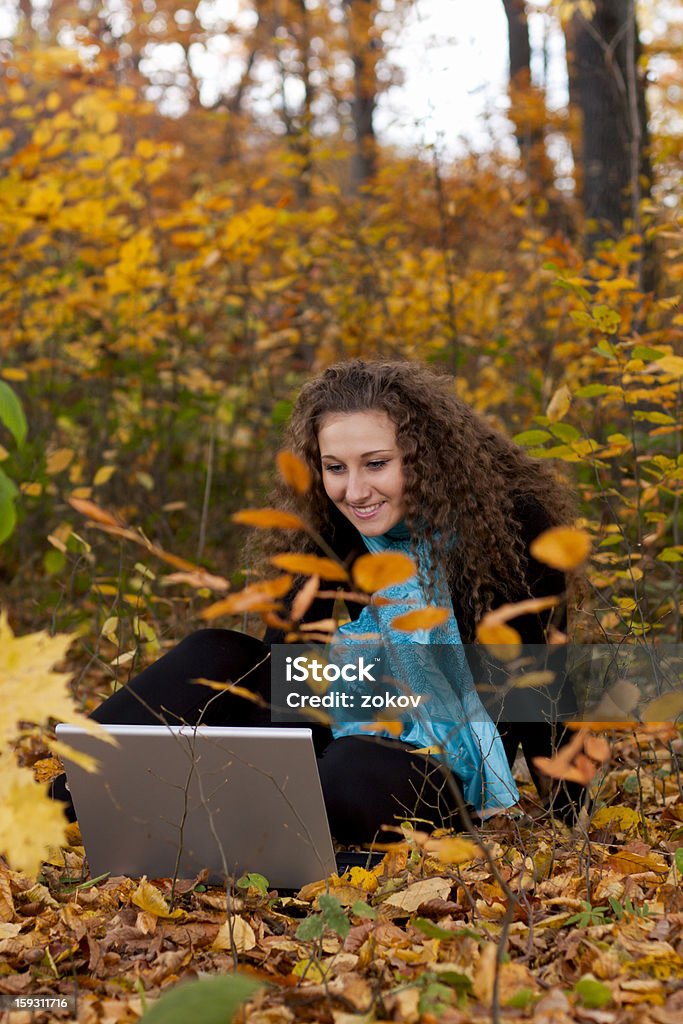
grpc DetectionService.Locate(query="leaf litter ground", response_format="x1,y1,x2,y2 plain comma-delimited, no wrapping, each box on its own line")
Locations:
2,729,683,1024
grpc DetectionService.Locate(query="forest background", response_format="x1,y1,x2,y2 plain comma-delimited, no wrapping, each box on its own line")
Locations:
1,1,683,1022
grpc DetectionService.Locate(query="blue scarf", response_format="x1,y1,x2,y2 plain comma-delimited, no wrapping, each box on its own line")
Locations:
331,521,519,812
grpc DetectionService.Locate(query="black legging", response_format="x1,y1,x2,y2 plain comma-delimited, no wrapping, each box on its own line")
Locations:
50,629,467,844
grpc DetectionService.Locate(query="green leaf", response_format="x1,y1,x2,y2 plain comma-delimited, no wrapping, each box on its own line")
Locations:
0,486,17,545
0,381,28,447
351,900,378,919
549,423,581,443
44,549,66,575
139,973,262,1024
658,548,683,563
434,970,473,994
236,872,269,895
574,975,612,1009
319,894,350,939
632,345,666,361
271,400,293,425
0,467,18,500
570,310,595,328
295,913,325,941
505,988,536,1009
633,411,677,425
675,848,683,876
512,430,552,446
413,918,482,941
575,384,615,398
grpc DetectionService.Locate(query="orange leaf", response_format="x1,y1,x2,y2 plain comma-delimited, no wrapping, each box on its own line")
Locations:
360,720,404,738
276,451,312,494
232,508,309,531
475,621,522,661
271,553,348,581
290,574,320,623
390,607,450,631
199,575,293,619
530,527,592,570
68,496,125,529
352,552,416,592
481,595,561,626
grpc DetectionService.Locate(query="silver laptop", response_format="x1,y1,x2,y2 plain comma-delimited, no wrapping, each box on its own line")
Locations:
55,724,337,888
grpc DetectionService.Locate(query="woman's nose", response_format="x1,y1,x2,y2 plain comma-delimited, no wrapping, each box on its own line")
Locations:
345,470,372,502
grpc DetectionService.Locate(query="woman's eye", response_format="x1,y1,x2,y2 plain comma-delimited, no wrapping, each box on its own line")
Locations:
368,460,388,470
324,464,344,473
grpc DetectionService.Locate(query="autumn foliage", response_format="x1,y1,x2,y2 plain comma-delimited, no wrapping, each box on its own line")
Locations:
0,5,682,1020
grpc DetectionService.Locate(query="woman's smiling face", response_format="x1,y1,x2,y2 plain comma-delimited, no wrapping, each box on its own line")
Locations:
317,410,406,536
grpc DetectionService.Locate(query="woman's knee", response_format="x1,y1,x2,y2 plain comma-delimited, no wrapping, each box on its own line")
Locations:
173,629,267,675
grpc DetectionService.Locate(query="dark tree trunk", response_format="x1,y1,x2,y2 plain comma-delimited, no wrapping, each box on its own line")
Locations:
344,0,378,190
566,0,653,262
501,0,572,231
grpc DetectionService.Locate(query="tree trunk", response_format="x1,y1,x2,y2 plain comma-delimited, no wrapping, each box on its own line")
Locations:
566,0,653,259
344,0,379,191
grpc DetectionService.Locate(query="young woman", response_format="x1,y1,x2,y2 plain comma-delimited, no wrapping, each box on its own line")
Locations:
51,358,582,842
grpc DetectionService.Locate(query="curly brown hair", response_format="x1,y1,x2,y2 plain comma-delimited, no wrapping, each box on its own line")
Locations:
249,359,577,639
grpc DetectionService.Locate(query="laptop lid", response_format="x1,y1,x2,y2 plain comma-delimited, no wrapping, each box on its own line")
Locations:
55,724,337,888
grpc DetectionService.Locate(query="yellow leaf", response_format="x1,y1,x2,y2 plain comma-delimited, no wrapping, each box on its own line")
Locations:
277,451,312,494
642,692,683,723
591,806,641,831
93,465,117,487
0,756,68,878
509,670,557,689
212,916,256,952
655,355,683,377
46,448,75,475
360,720,404,738
135,139,156,159
233,508,309,531
424,835,481,865
352,552,416,592
292,958,325,983
390,607,450,631
199,575,293,619
344,867,379,892
132,877,184,919
605,851,668,876
271,553,347,581
1,368,28,381
530,526,592,570
546,384,571,423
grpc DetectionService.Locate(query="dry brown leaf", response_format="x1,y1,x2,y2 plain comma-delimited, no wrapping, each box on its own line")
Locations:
67,496,125,528
383,876,452,912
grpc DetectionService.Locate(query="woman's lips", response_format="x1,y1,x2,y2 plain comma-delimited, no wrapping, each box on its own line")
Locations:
349,501,385,520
